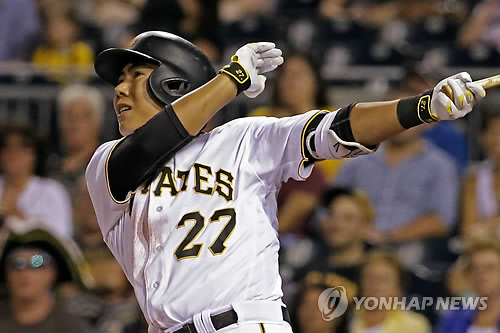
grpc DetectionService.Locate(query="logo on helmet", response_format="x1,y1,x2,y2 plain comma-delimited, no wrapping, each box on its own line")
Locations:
128,37,137,48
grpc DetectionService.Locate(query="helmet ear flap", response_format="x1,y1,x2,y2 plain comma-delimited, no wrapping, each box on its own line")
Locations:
147,65,193,105
161,78,191,97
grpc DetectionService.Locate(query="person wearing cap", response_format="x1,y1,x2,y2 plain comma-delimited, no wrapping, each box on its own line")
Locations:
0,226,91,332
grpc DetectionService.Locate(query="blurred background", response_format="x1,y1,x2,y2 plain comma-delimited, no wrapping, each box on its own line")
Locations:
0,0,499,332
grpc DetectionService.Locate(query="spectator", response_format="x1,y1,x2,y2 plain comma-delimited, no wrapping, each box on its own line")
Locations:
438,240,500,332
280,187,373,320
0,123,73,237
295,275,348,333
0,0,40,62
249,54,334,237
461,111,500,243
66,177,144,333
32,8,94,83
251,54,342,176
73,177,105,253
319,0,350,19
48,84,105,201
350,249,431,333
458,0,500,49
132,0,219,53
282,187,374,282
0,226,91,332
334,123,459,267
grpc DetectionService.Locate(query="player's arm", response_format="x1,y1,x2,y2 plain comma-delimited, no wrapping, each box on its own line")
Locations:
174,43,283,135
306,72,486,160
107,43,284,201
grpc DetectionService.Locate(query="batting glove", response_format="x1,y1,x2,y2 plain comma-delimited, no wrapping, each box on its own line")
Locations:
431,72,486,120
220,42,284,98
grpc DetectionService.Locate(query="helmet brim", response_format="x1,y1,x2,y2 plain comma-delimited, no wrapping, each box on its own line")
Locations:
94,48,162,86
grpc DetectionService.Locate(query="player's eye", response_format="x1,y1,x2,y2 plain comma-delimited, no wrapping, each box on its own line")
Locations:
134,71,144,78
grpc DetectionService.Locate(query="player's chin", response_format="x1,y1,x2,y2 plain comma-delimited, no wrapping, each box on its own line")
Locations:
118,123,134,137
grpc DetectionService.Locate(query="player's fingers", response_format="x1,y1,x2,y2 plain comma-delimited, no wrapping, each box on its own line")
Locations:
247,42,276,53
436,92,462,118
256,56,284,69
258,48,282,58
453,72,472,83
465,82,486,102
448,78,468,109
258,64,278,74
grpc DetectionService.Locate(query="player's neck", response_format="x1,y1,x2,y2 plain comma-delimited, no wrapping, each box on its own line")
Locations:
329,242,364,267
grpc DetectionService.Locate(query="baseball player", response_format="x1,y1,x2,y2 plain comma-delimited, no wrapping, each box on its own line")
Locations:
86,31,485,333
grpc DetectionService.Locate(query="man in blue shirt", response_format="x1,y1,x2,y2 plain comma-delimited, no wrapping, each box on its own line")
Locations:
334,125,458,267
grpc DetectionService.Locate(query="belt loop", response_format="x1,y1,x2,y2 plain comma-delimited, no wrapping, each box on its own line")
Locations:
201,310,216,333
192,313,206,333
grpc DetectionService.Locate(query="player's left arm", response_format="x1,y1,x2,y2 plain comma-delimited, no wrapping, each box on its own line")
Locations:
307,72,486,160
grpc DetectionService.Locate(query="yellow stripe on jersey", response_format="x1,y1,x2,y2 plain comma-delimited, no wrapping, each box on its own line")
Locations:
298,110,329,179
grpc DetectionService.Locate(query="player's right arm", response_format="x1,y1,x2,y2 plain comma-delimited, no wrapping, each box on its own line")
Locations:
104,43,284,203
307,72,485,160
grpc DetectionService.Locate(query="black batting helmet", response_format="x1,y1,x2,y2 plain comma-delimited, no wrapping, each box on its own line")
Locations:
94,31,216,105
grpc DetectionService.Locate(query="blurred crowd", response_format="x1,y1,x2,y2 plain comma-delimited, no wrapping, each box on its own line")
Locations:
0,0,499,332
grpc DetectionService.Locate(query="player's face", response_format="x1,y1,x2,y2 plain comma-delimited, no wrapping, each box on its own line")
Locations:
114,63,162,136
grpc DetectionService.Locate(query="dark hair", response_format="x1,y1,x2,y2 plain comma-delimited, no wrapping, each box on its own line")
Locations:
272,52,329,109
319,186,375,224
320,186,355,209
0,123,47,176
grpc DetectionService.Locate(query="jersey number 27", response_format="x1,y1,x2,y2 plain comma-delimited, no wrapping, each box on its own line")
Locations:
175,208,236,260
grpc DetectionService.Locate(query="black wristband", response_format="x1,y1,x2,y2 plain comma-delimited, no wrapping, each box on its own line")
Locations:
219,56,251,95
397,89,439,129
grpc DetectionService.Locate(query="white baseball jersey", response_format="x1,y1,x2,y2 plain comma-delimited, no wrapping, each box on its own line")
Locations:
86,110,323,330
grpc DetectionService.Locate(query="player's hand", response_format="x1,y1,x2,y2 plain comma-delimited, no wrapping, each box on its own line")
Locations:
226,42,284,98
431,72,486,121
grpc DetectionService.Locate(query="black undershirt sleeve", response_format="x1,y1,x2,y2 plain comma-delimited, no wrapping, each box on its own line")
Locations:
107,104,193,201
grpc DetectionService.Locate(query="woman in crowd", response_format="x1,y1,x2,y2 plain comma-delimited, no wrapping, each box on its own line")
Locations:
350,249,431,333
438,240,500,332
0,123,72,237
250,53,336,238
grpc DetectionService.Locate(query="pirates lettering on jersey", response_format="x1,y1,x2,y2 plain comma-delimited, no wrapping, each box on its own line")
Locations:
193,163,214,195
154,167,178,197
140,164,235,201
